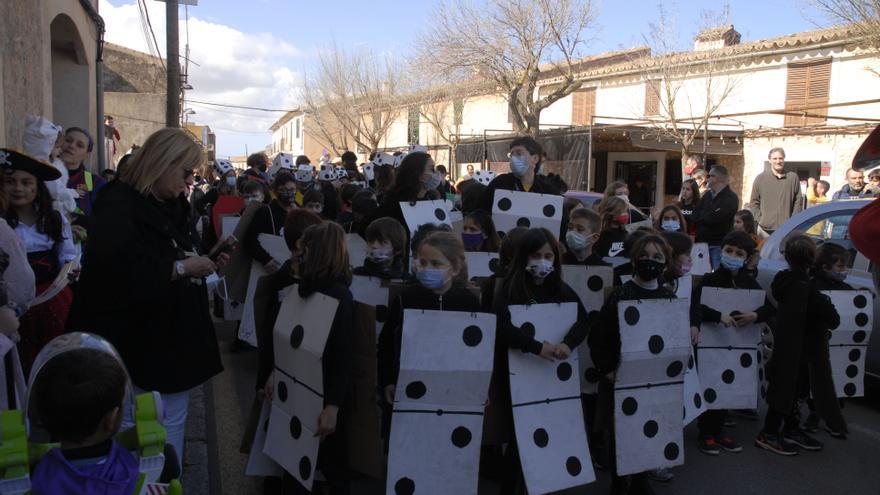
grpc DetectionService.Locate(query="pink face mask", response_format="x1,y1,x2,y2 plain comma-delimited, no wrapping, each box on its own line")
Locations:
676,260,693,277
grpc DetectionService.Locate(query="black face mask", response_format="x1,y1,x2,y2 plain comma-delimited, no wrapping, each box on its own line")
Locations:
634,259,666,281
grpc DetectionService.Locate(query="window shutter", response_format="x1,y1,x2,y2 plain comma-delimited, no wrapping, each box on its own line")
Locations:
645,80,660,116
784,58,832,127
571,87,596,126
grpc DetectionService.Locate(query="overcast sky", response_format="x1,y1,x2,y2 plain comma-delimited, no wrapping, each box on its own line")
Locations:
101,0,832,158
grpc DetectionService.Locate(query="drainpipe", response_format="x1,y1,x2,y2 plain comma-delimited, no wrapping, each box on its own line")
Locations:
78,0,105,172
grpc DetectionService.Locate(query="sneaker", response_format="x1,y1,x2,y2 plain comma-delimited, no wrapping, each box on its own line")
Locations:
699,436,721,456
803,412,820,433
824,425,847,440
782,429,824,451
647,467,673,482
755,432,799,456
715,435,743,453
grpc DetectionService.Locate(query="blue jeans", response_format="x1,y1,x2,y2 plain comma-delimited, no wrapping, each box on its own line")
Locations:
123,387,191,472
708,245,722,271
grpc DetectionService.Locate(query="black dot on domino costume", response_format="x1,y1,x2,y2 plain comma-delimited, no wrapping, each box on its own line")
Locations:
277,381,288,402
520,322,536,340
853,330,867,343
664,442,680,461
394,477,416,495
587,275,604,292
703,388,717,403
516,217,531,228
557,362,573,381
693,393,702,408
290,416,302,439
299,456,312,481
434,208,447,221
566,456,582,476
844,383,857,396
451,426,472,448
849,348,861,362
855,313,869,327
722,369,736,384
854,294,868,309
405,381,427,399
623,306,640,326
846,365,859,378
584,368,601,384
622,397,638,415
643,420,659,438
290,324,305,348
489,258,501,273
497,197,512,211
649,335,665,354
543,204,556,217
740,353,753,368
533,428,549,448
376,305,389,323
666,361,684,378
757,350,762,364
462,325,483,346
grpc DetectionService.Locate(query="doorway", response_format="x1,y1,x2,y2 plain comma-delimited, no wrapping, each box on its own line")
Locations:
614,161,657,213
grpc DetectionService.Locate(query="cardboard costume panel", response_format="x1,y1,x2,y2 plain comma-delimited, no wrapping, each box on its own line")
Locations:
350,275,391,335
219,201,263,302
265,291,339,491
682,348,706,426
697,288,765,410
246,400,283,477
465,251,500,280
399,199,454,235
238,234,292,346
690,243,711,276
614,299,689,476
561,265,613,394
491,190,563,239
823,290,873,397
388,310,496,495
346,233,368,268
508,303,595,494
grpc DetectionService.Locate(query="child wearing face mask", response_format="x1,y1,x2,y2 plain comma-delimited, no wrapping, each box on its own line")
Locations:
243,174,297,276
800,242,852,438
376,231,479,417
757,235,839,456
655,205,687,234
490,228,591,492
562,207,607,266
691,231,775,455
354,217,408,280
589,234,676,494
461,209,501,252
594,196,630,260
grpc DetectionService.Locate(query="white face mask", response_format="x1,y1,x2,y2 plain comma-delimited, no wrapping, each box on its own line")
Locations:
526,259,554,279
617,193,629,203
565,230,591,251
243,195,263,205
661,219,681,232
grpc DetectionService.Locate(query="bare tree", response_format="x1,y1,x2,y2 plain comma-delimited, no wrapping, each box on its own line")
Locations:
637,5,740,169
418,0,597,137
301,43,404,155
811,0,880,48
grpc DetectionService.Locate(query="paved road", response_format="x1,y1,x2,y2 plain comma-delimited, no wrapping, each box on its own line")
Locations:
195,319,880,495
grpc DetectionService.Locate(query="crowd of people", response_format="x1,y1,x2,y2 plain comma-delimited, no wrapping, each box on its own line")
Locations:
0,115,878,495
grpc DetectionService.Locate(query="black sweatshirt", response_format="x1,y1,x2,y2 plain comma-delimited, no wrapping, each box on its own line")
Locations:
594,228,628,259
492,281,590,355
377,284,481,388
561,251,611,267
589,280,676,376
243,199,287,265
693,267,775,325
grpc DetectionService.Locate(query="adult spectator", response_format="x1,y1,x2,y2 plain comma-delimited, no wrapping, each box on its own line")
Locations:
104,115,121,167
341,151,365,182
454,163,475,191
831,168,870,200
748,147,803,236
478,136,560,212
68,128,224,467
683,155,703,176
693,165,739,268
241,152,271,185
692,169,709,196
601,180,648,222
59,127,107,233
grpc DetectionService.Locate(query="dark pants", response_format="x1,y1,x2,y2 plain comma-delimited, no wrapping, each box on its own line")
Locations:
697,410,726,438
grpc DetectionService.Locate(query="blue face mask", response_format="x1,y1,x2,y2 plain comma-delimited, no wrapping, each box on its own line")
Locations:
225,176,236,187
510,155,529,177
416,267,448,289
661,220,681,232
720,253,745,271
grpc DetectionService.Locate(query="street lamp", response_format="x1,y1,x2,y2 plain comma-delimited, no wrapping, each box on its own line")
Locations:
183,108,196,125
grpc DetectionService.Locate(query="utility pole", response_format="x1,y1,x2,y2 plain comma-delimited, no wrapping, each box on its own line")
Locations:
165,0,180,127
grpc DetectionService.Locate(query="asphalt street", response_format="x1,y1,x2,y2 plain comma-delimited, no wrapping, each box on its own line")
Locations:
184,319,880,495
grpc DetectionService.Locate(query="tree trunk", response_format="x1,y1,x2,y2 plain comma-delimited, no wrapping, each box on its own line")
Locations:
524,113,540,138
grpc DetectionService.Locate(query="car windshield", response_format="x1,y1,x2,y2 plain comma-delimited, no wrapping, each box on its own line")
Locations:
794,210,859,267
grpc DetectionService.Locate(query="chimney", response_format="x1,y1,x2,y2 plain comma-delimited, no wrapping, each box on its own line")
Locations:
694,25,741,51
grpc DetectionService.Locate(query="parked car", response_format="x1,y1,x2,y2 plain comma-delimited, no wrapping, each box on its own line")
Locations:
564,190,604,210
756,199,878,393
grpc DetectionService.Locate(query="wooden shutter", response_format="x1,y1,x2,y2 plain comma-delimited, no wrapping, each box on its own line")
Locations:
645,79,660,116
571,87,597,126
784,58,832,127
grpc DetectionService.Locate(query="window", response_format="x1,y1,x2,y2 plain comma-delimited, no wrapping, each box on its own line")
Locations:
295,117,301,139
644,79,660,116
794,212,856,266
453,99,464,126
571,87,597,126
407,107,420,144
784,58,832,127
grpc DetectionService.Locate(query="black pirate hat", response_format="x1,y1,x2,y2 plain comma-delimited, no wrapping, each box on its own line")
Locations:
0,148,61,181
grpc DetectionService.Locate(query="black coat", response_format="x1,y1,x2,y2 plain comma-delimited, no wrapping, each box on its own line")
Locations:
477,172,562,213
243,200,287,265
68,181,223,393
693,185,739,245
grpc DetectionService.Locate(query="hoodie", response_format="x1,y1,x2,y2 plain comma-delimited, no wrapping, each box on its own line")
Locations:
31,440,139,495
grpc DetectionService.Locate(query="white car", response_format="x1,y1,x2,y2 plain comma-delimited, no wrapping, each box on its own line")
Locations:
756,199,878,392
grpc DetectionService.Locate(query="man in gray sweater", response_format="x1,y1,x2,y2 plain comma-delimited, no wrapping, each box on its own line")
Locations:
748,147,803,236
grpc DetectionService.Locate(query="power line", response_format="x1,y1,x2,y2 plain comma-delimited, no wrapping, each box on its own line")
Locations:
140,0,166,72
185,99,295,113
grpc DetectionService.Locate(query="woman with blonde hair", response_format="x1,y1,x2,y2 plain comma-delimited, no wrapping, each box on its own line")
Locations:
68,128,224,469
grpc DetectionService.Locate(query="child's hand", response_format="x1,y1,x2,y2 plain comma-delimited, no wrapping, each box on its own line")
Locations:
720,314,735,327
734,312,758,327
690,326,700,345
539,341,558,361
384,384,396,405
553,343,572,360
315,405,338,438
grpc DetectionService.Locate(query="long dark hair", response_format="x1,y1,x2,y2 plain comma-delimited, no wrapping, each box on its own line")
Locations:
299,222,352,287
4,177,63,242
464,209,501,252
388,152,430,202
503,228,563,303
677,178,701,207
